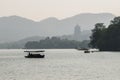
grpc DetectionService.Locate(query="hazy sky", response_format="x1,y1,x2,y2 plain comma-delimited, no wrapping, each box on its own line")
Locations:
0,0,119,20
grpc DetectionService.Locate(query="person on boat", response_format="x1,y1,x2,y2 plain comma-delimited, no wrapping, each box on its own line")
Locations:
28,52,31,56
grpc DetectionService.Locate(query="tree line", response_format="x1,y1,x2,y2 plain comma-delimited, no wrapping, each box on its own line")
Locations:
25,37,89,49
89,17,120,51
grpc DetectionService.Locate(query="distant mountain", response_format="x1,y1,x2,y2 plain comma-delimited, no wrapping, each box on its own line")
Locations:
0,13,115,43
0,36,45,49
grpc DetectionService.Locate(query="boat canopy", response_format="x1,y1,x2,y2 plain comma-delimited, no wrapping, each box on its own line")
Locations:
24,50,45,53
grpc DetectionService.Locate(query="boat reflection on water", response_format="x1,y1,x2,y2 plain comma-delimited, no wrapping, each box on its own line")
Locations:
24,50,45,58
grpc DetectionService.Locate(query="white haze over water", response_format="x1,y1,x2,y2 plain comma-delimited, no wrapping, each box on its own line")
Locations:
0,49,120,80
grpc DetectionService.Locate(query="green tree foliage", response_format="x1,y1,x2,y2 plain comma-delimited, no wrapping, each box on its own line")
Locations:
90,17,120,51
25,37,89,49
89,23,106,48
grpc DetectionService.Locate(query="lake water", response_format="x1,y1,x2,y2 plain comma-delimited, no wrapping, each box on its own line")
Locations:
0,49,120,80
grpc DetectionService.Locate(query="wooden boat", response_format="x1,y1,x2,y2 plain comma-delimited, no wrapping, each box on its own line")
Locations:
25,54,45,58
84,50,90,53
24,50,45,58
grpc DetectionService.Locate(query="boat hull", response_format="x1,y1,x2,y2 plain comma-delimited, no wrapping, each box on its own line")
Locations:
25,55,45,58
84,50,90,53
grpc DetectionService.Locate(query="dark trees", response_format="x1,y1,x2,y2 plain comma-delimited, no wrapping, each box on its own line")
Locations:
25,37,89,49
89,17,120,51
89,23,106,48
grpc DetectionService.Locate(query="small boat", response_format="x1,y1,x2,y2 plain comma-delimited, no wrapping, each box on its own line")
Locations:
25,54,45,58
76,47,88,51
89,49,99,53
24,50,45,58
84,50,90,53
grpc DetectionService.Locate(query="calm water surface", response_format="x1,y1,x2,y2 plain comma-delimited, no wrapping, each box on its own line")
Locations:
0,49,120,80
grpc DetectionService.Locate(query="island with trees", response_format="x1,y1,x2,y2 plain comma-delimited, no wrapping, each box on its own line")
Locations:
25,16,120,51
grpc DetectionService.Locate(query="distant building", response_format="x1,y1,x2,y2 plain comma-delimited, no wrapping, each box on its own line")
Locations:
74,24,81,41
60,24,90,41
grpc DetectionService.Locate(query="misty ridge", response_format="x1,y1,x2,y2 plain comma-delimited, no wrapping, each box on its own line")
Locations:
0,13,115,48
